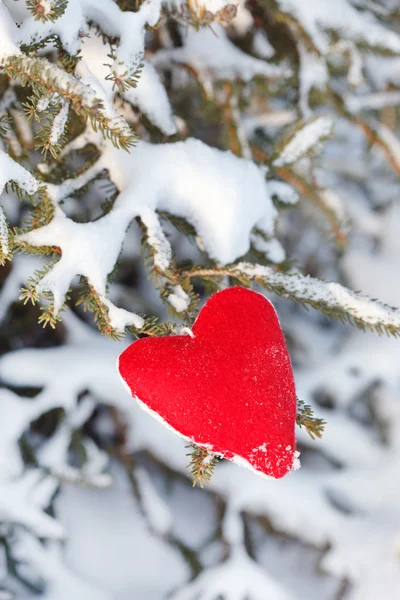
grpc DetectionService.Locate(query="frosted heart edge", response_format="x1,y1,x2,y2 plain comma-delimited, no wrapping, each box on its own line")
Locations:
117,356,300,480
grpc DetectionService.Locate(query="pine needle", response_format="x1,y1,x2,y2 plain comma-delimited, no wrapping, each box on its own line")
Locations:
186,444,220,488
296,398,326,440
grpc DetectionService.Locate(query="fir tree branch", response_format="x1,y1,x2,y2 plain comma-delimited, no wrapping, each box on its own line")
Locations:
181,263,400,338
2,55,136,151
251,143,348,247
296,399,326,440
76,283,126,341
274,165,348,248
186,444,219,489
127,315,176,338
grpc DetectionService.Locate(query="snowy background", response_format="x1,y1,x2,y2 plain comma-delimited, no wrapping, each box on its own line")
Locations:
1,0,400,599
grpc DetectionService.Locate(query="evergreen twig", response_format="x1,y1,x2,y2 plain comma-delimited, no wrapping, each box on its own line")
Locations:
180,264,400,338
296,399,326,440
186,444,220,488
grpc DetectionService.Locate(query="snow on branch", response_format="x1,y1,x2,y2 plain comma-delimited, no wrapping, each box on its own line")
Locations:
0,148,40,263
236,263,400,336
172,545,293,600
48,98,69,145
15,0,239,89
276,0,400,55
182,263,400,337
17,137,281,333
2,54,135,150
154,25,290,86
80,34,177,136
16,0,162,77
0,469,64,539
273,116,334,167
0,206,9,260
344,91,400,114
0,147,39,196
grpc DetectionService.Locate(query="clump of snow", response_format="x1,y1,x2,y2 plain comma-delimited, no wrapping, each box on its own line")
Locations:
167,285,190,312
253,30,275,59
292,450,301,471
230,0,254,36
251,233,286,264
268,180,299,205
13,533,111,600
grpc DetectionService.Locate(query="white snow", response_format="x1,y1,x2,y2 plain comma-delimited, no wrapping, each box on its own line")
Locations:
49,100,69,145
273,116,334,167
268,180,299,205
12,534,111,600
365,55,400,90
297,43,328,118
253,30,275,59
135,467,172,536
172,545,294,600
19,137,280,326
167,285,190,312
0,470,64,539
79,32,177,136
345,91,400,113
0,205,8,256
154,25,291,84
14,0,162,77
277,0,400,54
0,147,39,196
0,1,21,58
251,233,286,263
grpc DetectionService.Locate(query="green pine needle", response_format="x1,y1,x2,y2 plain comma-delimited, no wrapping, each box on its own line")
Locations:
186,444,219,488
296,398,326,440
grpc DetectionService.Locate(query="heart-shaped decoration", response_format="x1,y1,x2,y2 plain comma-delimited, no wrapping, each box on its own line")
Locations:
118,287,297,478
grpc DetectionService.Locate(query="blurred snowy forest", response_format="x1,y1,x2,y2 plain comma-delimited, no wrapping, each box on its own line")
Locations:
1,0,400,599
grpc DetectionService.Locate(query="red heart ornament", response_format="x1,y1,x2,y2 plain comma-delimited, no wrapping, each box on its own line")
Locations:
118,287,297,478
